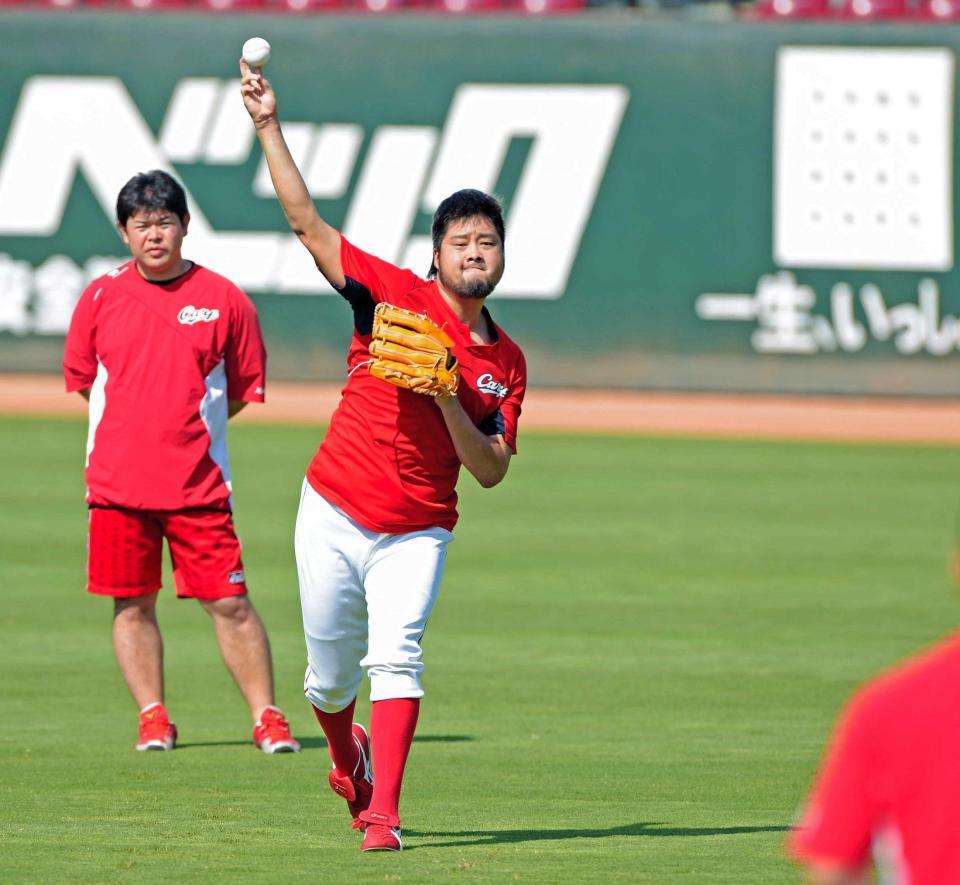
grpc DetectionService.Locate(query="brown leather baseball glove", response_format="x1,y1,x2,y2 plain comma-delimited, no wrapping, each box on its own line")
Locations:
368,303,459,397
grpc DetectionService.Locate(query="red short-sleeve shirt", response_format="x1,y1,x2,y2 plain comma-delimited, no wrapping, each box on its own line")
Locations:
63,261,266,512
306,236,527,533
788,633,960,881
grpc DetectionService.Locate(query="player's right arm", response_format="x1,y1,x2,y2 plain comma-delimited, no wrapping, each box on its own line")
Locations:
239,59,345,288
63,283,99,401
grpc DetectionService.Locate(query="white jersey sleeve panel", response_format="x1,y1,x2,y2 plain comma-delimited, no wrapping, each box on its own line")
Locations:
199,358,233,509
84,361,108,471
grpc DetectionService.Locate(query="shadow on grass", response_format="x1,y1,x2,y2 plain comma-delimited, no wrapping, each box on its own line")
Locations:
293,734,473,751
176,734,473,751
412,735,474,744
405,822,790,850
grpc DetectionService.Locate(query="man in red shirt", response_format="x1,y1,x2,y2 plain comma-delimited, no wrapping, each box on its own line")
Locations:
64,170,299,755
788,631,960,883
241,62,526,851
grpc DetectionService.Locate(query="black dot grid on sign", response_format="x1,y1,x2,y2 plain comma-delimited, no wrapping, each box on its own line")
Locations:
780,52,950,269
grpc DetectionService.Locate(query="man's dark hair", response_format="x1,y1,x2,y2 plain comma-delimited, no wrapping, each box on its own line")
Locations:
116,170,189,226
428,189,505,278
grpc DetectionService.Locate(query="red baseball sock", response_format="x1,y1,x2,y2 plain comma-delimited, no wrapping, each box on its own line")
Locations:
364,697,420,826
312,698,359,774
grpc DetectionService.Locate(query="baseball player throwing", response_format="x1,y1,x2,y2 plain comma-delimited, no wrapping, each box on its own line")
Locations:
240,60,527,851
63,170,299,755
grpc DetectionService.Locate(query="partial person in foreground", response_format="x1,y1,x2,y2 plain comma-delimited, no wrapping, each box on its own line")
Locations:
240,60,526,852
63,170,299,755
787,628,960,883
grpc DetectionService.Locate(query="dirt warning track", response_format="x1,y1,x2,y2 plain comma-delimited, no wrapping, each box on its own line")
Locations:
1,373,957,444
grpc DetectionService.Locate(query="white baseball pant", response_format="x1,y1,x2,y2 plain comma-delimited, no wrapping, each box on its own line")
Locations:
294,480,453,714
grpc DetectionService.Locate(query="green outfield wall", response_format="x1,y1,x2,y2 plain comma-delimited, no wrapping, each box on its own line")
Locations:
1,14,959,394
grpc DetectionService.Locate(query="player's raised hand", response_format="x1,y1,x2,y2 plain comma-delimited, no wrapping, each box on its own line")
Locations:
240,59,277,128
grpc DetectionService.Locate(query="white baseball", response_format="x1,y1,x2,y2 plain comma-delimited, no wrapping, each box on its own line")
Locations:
242,37,271,68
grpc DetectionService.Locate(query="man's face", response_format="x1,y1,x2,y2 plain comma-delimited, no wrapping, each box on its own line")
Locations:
433,215,504,301
118,209,189,280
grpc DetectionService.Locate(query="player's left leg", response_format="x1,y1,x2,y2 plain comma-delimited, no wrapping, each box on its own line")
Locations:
165,510,299,752
198,596,298,751
199,594,275,717
357,526,453,850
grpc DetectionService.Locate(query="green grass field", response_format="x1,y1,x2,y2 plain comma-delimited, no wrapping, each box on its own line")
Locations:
2,415,958,883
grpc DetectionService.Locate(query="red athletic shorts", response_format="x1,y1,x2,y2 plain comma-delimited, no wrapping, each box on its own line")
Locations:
87,507,248,599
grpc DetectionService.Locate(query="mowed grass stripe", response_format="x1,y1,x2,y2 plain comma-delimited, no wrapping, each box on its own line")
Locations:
1,416,956,883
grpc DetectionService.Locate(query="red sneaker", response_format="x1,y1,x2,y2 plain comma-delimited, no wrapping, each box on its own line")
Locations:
328,723,374,829
136,703,177,752
253,706,301,754
361,823,402,852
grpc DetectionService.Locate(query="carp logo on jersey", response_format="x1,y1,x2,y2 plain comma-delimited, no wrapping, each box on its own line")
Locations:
178,306,220,325
476,373,508,398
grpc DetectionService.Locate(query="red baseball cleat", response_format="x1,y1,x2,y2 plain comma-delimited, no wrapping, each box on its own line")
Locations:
328,723,374,829
136,703,177,752
253,706,301,754
361,823,403,852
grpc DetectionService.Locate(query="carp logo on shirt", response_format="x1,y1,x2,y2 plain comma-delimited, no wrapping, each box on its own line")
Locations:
178,305,220,325
476,373,508,398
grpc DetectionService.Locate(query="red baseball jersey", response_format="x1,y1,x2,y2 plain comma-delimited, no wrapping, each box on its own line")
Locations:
306,236,527,533
788,632,960,882
63,260,266,512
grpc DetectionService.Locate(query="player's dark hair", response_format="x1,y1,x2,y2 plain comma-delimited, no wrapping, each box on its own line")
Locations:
428,189,505,278
116,170,189,226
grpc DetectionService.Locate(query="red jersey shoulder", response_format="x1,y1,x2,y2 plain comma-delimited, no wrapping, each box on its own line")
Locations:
853,633,960,719
79,260,135,302
339,235,423,303
185,264,251,302
394,280,446,317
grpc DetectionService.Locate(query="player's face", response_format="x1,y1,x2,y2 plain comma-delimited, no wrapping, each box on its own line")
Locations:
434,216,504,301
119,209,189,281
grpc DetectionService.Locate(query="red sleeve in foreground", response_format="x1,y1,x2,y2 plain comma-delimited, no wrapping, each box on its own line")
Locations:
339,236,422,303
787,695,877,873
224,288,267,403
63,284,98,392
